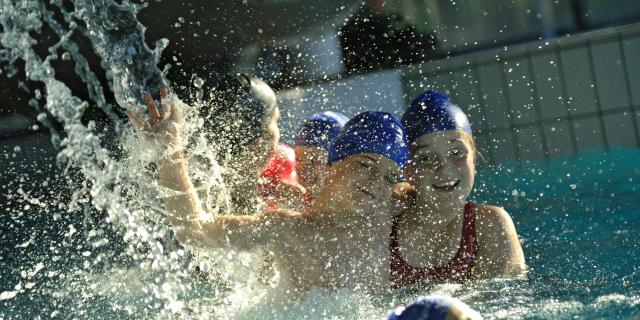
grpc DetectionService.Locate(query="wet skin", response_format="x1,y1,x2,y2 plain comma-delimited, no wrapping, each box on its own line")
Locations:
294,146,328,198
407,130,475,215
396,130,526,278
128,93,407,294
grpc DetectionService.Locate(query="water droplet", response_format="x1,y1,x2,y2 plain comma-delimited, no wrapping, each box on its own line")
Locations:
193,77,204,88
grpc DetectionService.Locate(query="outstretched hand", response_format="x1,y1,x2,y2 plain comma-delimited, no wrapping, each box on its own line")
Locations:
127,87,187,147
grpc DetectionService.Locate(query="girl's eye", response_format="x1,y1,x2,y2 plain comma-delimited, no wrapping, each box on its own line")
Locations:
416,155,434,163
359,162,372,169
450,149,466,158
384,175,397,184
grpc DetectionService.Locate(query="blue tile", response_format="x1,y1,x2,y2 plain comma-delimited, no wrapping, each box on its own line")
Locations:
515,125,546,161
485,131,517,163
451,69,485,132
543,121,575,157
560,46,598,116
573,117,605,151
622,36,640,107
478,63,510,130
591,40,631,111
504,58,538,125
427,72,453,95
531,51,568,121
603,111,638,147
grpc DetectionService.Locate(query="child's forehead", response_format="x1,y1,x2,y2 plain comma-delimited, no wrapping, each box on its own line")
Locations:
413,130,466,148
350,153,401,171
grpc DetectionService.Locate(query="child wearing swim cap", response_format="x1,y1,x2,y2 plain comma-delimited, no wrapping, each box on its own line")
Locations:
259,143,307,210
294,111,349,203
131,100,409,295
389,90,525,287
387,296,482,320
196,74,289,213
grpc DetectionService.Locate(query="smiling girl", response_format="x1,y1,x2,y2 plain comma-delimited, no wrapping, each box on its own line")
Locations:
390,90,525,287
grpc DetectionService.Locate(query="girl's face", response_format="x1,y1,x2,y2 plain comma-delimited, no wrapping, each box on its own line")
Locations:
294,146,328,195
324,153,401,223
406,130,475,209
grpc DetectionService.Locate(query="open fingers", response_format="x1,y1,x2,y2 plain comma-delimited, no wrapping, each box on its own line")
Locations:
126,111,150,130
144,92,161,126
160,86,169,98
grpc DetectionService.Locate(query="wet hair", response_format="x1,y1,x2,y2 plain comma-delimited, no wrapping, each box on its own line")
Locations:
457,130,482,163
200,74,277,157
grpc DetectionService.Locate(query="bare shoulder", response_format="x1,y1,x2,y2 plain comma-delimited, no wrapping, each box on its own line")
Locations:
473,203,526,276
474,204,516,232
474,204,520,248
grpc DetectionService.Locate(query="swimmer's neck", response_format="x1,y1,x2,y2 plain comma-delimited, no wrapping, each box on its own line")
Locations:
309,199,394,233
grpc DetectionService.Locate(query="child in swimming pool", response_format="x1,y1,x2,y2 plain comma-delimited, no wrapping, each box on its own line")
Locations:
389,90,525,287
293,111,349,204
130,94,408,295
203,74,281,214
259,142,306,210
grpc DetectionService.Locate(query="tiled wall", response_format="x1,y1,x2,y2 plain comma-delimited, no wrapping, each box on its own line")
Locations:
402,22,640,164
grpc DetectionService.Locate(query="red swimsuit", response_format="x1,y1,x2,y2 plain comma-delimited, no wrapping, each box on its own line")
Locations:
389,203,478,287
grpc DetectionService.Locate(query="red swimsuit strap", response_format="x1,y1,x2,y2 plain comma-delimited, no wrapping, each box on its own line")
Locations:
390,203,478,287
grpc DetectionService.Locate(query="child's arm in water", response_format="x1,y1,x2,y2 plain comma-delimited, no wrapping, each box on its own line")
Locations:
176,209,301,251
474,204,527,278
128,89,295,251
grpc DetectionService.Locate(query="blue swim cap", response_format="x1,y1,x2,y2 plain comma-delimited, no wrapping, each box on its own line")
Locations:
387,296,481,320
401,90,472,145
328,111,408,167
294,111,349,150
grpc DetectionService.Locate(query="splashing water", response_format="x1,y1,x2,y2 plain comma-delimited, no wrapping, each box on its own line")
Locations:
0,0,192,317
2,1,640,319
0,1,387,318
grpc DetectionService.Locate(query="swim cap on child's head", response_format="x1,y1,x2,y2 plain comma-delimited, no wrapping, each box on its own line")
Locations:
387,296,482,320
328,111,408,167
201,74,277,155
294,111,349,150
401,90,472,145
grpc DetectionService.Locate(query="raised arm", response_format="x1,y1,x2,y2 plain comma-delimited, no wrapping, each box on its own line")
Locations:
185,209,301,250
127,89,295,250
127,88,204,225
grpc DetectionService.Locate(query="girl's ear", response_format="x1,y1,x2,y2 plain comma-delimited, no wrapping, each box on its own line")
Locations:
393,182,416,202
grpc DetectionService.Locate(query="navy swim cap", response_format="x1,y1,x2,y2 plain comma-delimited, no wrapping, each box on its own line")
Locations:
328,111,408,167
387,296,481,320
401,90,472,145
294,111,349,150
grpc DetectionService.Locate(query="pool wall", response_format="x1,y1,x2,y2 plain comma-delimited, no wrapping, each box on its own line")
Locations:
402,22,640,165
278,22,640,165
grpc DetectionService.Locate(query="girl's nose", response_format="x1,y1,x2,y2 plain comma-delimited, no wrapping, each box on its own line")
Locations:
435,160,454,178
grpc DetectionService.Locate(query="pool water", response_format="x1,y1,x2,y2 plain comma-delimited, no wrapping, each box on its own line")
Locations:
1,147,638,319
460,147,640,319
